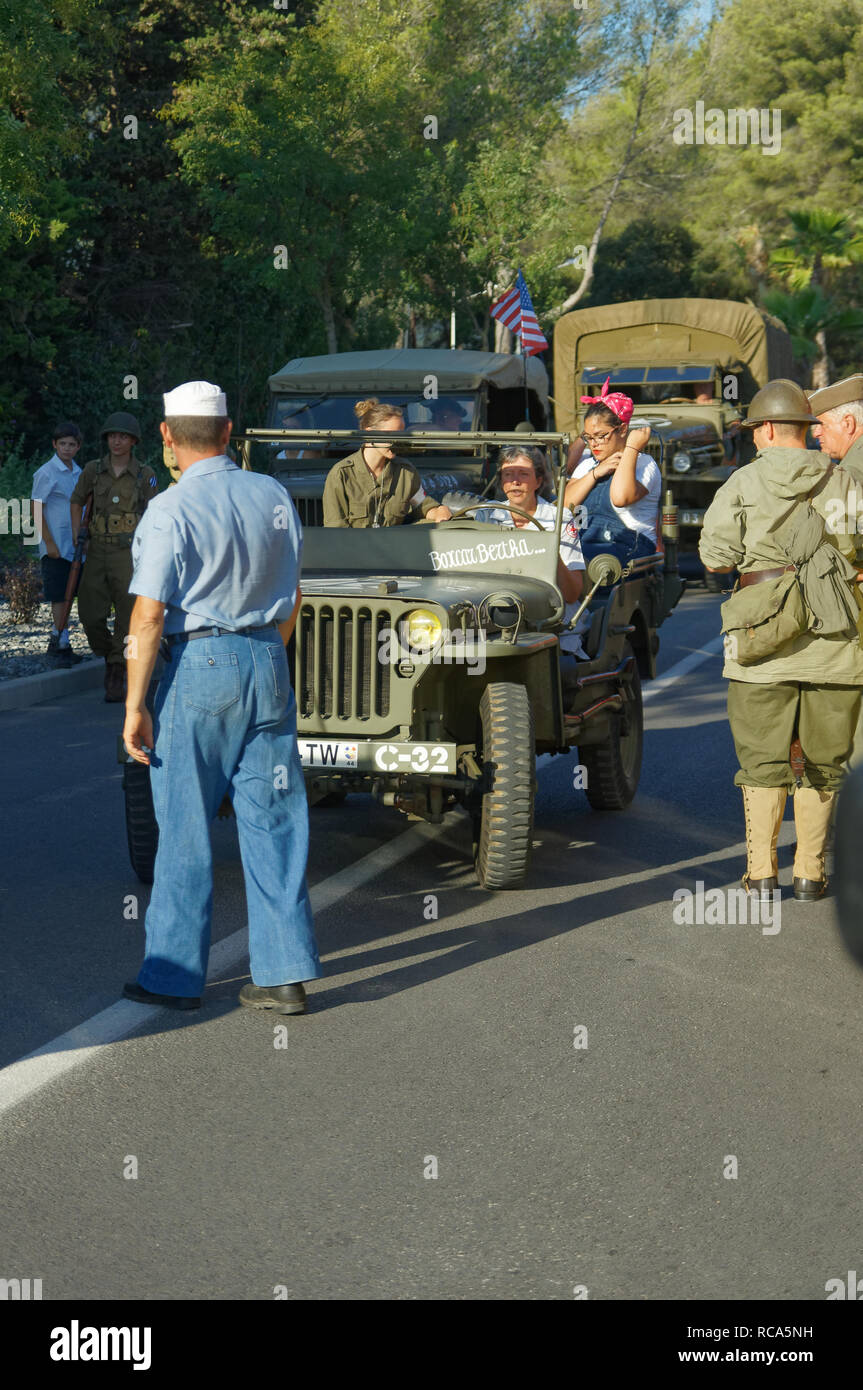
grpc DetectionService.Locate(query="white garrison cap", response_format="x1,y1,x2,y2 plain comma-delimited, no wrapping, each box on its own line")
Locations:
163,380,228,417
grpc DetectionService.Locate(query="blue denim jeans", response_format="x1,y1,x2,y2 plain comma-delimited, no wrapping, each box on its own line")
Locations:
137,629,321,998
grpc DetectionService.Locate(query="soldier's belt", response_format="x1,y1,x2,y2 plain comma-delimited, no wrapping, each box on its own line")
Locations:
88,533,134,548
91,511,140,535
738,565,797,588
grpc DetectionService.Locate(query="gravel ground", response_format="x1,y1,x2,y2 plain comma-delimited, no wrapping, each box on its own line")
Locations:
0,601,99,681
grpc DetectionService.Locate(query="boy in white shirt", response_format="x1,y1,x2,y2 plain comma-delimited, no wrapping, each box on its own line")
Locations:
31,422,84,666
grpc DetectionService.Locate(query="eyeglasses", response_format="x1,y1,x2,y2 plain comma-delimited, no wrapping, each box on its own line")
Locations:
581,430,619,446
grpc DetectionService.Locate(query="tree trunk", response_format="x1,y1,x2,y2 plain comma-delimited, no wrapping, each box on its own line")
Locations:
319,286,338,353
494,318,513,354
553,19,659,318
811,329,830,390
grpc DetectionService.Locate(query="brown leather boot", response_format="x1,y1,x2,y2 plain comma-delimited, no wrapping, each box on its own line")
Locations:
741,785,788,894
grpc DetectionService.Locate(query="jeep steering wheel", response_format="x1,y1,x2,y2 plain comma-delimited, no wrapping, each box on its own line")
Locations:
440,501,547,532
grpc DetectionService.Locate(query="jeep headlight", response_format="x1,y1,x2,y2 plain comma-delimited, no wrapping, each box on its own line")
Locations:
404,608,443,651
672,450,692,473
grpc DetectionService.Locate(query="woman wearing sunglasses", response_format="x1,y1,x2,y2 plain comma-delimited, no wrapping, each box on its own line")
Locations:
564,380,661,561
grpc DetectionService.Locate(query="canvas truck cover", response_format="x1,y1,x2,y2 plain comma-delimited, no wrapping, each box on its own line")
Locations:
553,299,794,432
268,348,549,418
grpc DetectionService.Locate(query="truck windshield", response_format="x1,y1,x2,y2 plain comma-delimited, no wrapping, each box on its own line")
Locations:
269,394,478,432
580,366,716,405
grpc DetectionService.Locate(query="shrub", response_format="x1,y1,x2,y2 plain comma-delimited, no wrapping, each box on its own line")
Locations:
0,557,43,624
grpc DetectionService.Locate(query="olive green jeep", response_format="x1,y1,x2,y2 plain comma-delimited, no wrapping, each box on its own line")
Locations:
119,429,683,891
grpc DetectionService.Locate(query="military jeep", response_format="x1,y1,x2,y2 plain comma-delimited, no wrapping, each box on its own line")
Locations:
119,428,683,891
553,298,795,579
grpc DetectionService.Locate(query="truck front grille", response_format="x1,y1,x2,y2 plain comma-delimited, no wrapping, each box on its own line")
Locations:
297,603,392,721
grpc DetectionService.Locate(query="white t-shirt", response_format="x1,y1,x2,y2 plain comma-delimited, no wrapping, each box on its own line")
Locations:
573,450,661,539
31,454,82,560
475,497,587,656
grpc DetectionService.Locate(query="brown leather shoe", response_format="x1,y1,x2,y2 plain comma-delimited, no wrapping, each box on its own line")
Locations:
239,982,308,1014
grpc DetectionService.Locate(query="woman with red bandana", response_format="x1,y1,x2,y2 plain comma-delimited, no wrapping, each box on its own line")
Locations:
564,379,661,562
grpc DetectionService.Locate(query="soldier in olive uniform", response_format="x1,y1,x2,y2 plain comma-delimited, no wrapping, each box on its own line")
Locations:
810,375,863,485
809,376,863,768
699,380,863,901
70,412,159,702
323,397,451,528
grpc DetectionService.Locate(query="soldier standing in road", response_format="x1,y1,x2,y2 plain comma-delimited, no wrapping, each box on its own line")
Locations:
70,412,159,702
699,380,863,901
809,375,863,485
122,380,320,1014
809,375,863,767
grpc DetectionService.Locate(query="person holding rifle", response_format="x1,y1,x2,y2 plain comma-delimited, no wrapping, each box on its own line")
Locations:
69,412,159,702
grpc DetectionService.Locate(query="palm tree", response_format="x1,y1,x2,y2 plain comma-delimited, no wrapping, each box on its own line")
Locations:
763,286,863,389
769,211,863,387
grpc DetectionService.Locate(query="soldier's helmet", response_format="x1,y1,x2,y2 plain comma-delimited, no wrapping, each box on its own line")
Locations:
100,411,141,441
741,380,819,428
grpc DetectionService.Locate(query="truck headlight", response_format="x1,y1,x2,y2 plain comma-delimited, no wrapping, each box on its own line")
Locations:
404,609,443,651
672,450,692,473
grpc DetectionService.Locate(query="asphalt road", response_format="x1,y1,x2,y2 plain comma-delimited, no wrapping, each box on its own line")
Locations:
1,588,861,1301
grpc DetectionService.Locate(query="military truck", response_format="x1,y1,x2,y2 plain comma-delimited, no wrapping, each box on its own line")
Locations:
120,429,684,891
259,349,550,523
553,298,795,579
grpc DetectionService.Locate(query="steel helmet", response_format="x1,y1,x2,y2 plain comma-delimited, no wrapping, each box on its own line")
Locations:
741,379,819,428
100,411,141,441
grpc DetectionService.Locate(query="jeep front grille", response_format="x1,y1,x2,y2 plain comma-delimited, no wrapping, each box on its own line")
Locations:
297,603,392,720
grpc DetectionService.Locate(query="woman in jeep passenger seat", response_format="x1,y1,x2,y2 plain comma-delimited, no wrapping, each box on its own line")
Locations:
564,379,661,561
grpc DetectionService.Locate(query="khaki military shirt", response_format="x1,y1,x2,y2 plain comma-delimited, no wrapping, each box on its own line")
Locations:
323,449,438,528
699,445,863,685
71,454,159,542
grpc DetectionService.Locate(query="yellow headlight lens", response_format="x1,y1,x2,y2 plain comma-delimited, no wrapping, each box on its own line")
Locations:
405,609,443,650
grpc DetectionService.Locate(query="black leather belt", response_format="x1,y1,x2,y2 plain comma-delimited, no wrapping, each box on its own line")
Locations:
166,623,276,646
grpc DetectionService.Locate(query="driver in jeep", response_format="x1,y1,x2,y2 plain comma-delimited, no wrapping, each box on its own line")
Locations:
322,397,452,528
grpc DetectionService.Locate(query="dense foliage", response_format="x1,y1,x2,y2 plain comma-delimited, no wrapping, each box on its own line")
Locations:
1,0,862,474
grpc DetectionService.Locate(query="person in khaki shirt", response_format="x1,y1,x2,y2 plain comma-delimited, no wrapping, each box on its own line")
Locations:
323,397,452,528
700,379,863,902
70,411,159,702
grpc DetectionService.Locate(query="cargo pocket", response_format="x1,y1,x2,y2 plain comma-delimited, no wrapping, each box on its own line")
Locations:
182,651,241,716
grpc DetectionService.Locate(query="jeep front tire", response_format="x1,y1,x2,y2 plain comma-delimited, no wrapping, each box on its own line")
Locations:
473,682,536,890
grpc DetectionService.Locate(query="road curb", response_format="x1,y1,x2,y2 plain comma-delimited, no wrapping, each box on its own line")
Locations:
0,659,103,713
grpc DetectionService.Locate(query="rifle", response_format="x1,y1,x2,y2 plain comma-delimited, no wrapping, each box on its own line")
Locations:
55,492,93,635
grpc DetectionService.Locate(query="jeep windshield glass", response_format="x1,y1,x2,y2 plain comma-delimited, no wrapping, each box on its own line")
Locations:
581,366,716,404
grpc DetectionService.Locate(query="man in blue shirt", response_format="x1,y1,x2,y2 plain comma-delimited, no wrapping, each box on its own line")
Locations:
122,380,320,1014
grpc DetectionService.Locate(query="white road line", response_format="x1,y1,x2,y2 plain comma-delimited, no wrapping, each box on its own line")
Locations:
642,636,724,701
0,637,722,1117
0,821,448,1119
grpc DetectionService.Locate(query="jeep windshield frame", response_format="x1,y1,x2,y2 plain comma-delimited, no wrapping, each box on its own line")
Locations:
238,427,572,597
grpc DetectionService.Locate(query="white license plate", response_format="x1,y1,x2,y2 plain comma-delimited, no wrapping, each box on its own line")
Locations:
680,510,705,526
299,739,456,774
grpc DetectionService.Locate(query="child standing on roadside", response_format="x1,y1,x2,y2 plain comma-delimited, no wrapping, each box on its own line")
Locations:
31,421,85,667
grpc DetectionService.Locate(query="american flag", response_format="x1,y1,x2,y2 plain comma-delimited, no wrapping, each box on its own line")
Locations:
490,270,548,356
